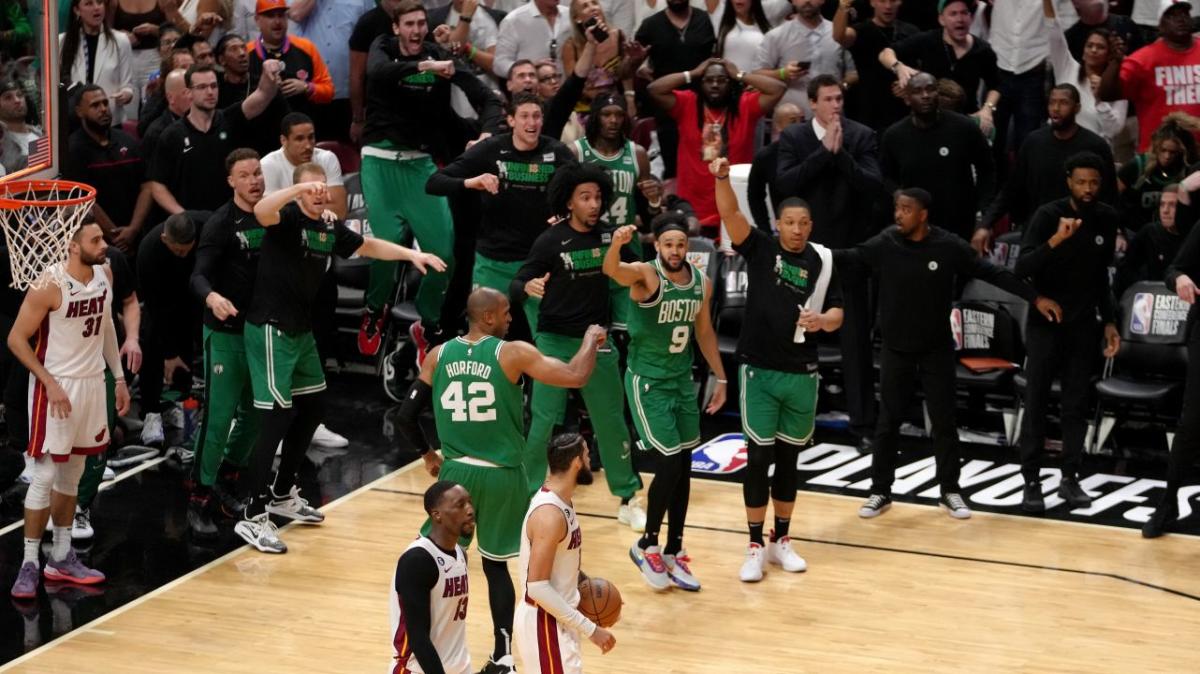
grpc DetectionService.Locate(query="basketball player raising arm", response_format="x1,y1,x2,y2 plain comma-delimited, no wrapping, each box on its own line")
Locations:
515,434,615,674
391,481,477,674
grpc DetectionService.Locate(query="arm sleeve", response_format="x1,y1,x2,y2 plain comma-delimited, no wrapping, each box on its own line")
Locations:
397,379,433,454
102,310,125,379
190,214,227,302
969,121,996,216
526,579,597,638
451,65,505,134
394,550,447,674
546,74,586,140
1013,207,1058,278
367,35,423,82
426,140,492,196
302,42,335,104
747,146,772,231
962,242,1039,302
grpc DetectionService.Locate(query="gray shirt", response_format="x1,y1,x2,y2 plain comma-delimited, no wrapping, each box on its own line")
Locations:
752,18,855,119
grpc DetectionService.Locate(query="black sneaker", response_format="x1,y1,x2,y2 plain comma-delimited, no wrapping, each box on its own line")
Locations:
187,494,219,539
857,493,892,518
214,482,248,520
1142,501,1179,539
478,655,515,674
1021,482,1045,513
1058,478,1092,509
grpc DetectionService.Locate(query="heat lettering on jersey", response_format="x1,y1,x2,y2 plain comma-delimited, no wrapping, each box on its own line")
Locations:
567,527,582,550
63,290,108,319
441,573,469,598
656,298,700,324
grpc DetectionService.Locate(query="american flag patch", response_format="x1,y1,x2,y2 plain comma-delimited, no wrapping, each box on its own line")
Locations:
26,136,50,167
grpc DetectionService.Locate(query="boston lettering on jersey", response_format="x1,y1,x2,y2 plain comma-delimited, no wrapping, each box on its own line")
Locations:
441,573,469,598
63,289,109,319
657,297,701,324
774,255,810,290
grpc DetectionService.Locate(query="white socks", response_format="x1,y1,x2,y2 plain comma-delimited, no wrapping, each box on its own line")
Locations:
51,526,71,561
23,537,39,565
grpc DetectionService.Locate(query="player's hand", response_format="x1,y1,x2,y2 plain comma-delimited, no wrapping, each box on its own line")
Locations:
708,157,730,179
1051,217,1081,246
584,17,609,43
1115,231,1128,254
113,89,134,106
120,337,143,374
206,291,239,320
433,24,452,44
164,356,190,384
1176,274,1198,304
114,380,131,417
970,228,991,255
525,273,550,299
46,379,71,419
299,181,329,202
194,11,222,33
971,108,994,136
321,209,340,225
705,379,726,414
466,132,491,150
422,451,443,477
411,252,448,274
797,308,824,332
280,78,308,97
584,324,607,349
1103,322,1121,358
465,173,500,194
1034,296,1062,323
611,225,637,247
111,226,138,253
894,62,918,89
638,177,662,205
782,61,807,81
421,59,456,79
589,626,616,653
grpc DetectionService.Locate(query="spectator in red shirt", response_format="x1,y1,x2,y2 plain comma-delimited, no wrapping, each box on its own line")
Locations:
646,57,786,228
1099,0,1200,151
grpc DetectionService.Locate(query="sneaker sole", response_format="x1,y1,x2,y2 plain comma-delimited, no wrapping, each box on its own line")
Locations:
858,503,891,519
628,548,672,591
1021,502,1046,513
265,508,325,524
11,589,36,599
72,529,95,540
939,503,972,520
670,576,701,591
234,524,287,554
309,439,349,449
42,570,104,585
768,557,808,573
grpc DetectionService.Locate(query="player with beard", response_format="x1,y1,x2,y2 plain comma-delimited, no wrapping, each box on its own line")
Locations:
511,163,644,526
427,92,576,338
397,287,607,674
390,480,477,674
187,148,268,537
514,433,616,674
9,220,130,599
604,220,725,592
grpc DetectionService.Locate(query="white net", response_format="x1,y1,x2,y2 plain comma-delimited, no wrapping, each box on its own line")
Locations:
0,180,96,291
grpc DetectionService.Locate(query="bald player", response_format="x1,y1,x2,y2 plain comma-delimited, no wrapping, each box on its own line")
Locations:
397,287,607,674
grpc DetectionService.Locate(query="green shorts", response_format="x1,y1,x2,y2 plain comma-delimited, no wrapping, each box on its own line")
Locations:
625,369,700,456
423,458,530,561
244,322,326,410
739,364,817,446
473,253,540,334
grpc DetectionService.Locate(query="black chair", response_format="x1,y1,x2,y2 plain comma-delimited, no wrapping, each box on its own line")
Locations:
1090,281,1190,453
714,252,747,360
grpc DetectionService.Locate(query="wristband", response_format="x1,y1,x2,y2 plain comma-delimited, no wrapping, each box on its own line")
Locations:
779,67,787,80
468,43,477,60
716,378,727,384
716,175,729,181
623,90,635,98
460,13,473,22
683,70,692,84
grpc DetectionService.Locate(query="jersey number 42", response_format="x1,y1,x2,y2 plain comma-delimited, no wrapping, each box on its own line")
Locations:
440,381,497,422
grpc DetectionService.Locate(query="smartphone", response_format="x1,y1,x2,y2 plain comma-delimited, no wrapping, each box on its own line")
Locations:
583,16,609,43
796,61,812,70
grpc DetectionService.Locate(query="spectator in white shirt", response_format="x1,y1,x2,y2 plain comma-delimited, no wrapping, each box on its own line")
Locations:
973,0,1053,165
493,0,573,78
752,0,855,120
1043,0,1126,145
260,112,347,218
713,0,773,73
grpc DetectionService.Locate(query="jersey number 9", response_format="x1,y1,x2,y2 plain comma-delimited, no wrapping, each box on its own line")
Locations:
669,325,690,353
440,381,497,422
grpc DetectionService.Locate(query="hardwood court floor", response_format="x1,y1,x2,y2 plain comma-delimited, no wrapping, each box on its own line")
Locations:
4,460,1198,673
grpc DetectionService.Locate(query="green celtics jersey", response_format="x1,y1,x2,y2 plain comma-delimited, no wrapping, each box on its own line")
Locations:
574,138,638,228
627,260,706,379
431,336,526,468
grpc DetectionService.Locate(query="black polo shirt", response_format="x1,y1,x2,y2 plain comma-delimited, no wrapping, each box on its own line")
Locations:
150,106,249,212
894,29,999,113
634,9,716,78
349,6,391,54
62,127,146,228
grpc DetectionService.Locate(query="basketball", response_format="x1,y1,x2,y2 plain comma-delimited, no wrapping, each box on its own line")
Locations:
578,577,622,627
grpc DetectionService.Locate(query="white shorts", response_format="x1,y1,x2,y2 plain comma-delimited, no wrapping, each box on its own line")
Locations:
28,374,109,462
514,602,583,674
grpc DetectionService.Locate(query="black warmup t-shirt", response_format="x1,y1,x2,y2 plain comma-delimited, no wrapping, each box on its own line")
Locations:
893,30,999,113
150,106,250,211
349,6,392,53
426,134,577,261
847,20,919,131
62,127,145,227
246,202,364,334
734,228,843,372
191,201,264,332
511,223,637,337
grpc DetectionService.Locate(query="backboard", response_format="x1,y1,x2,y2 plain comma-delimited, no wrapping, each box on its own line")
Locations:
2,0,59,182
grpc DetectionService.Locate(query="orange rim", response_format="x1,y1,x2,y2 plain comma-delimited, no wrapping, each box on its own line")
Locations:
0,180,97,209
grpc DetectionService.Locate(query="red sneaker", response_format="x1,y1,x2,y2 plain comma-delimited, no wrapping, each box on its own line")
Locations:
357,309,384,356
409,321,429,368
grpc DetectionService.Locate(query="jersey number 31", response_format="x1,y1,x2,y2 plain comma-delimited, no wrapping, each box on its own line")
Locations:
440,381,497,422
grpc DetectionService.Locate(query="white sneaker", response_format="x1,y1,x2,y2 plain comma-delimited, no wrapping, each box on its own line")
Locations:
739,543,766,582
266,485,325,524
310,424,349,448
141,412,165,445
72,507,94,540
617,497,647,533
663,550,701,591
628,542,672,591
101,466,116,481
234,512,287,553
767,533,806,572
162,406,184,429
275,441,283,457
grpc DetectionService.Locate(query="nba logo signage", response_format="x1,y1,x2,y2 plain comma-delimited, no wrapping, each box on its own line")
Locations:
950,308,964,350
691,433,748,474
1130,293,1153,335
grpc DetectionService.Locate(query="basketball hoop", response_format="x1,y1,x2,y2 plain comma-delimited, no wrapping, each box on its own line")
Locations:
0,179,96,290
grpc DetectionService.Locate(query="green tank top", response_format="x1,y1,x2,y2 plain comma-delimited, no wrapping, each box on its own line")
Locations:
627,260,706,379
574,138,638,228
431,336,525,468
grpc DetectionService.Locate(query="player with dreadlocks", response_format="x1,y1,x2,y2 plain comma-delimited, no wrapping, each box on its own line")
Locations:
511,162,645,527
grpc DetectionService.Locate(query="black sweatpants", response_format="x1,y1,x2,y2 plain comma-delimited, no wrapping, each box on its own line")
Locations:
1019,319,1100,483
1160,321,1200,501
839,272,877,438
871,347,960,495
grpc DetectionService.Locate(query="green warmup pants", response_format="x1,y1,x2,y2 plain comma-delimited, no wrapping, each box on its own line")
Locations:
193,327,261,487
472,252,539,336
77,370,115,509
360,148,455,324
523,331,640,500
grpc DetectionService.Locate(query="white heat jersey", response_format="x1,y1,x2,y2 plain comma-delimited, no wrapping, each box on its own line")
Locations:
518,487,583,607
38,264,111,378
389,537,471,674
